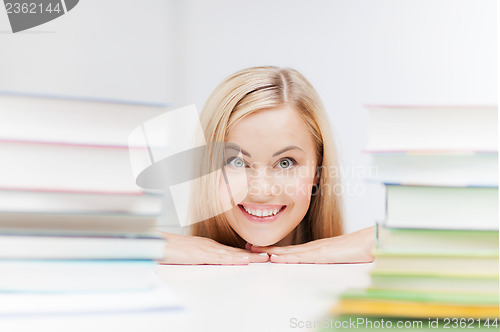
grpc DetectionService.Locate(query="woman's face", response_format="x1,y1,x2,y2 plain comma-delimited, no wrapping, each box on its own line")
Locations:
219,106,318,246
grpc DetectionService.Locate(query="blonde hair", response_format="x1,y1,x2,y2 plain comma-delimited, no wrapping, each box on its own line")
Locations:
190,66,344,248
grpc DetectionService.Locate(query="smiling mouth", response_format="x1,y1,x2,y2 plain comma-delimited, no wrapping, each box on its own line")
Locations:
237,204,287,223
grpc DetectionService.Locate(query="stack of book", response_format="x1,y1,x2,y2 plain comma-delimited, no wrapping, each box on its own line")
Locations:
325,105,499,331
0,93,179,315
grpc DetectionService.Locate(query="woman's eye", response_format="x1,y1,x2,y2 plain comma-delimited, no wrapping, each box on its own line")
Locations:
277,157,296,169
226,157,247,168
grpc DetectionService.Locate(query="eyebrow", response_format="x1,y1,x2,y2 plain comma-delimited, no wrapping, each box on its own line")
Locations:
272,145,303,157
224,144,303,158
225,145,252,157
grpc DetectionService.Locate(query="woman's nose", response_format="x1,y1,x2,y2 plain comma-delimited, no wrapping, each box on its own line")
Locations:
247,167,274,197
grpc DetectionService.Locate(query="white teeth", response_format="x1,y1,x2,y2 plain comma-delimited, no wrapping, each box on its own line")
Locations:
242,206,282,217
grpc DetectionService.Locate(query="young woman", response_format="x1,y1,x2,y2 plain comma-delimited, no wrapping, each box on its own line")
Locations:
160,66,375,265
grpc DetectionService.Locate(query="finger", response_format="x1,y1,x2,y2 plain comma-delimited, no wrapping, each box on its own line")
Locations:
159,244,212,265
210,248,267,263
161,247,253,265
249,245,271,253
245,243,251,250
204,252,251,265
270,253,302,264
201,240,251,253
250,244,303,255
206,244,249,253
249,252,269,263
269,251,319,264
204,250,268,265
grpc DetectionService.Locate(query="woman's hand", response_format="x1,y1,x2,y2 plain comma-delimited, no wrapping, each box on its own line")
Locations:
158,232,270,265
248,226,376,264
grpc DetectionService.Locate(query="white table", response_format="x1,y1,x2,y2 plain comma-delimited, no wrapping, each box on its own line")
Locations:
155,262,373,332
0,262,373,332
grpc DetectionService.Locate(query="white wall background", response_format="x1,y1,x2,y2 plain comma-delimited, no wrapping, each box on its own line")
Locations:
0,0,496,233
0,0,173,104
166,0,497,232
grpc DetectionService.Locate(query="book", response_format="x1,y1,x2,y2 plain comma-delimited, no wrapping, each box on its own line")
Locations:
369,272,499,295
385,185,498,230
368,152,498,187
337,104,500,325
371,249,499,277
0,212,160,236
0,233,165,260
0,94,175,322
339,288,499,306
364,105,497,152
0,281,183,315
0,94,168,147
324,289,500,331
377,226,499,253
332,289,500,320
0,189,162,215
0,259,160,292
332,298,499,319
0,139,146,193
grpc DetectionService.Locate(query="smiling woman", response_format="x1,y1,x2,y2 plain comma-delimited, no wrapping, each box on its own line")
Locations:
223,106,322,248
159,66,375,265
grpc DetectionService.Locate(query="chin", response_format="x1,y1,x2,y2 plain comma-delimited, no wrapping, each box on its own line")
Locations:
250,240,274,247
244,235,284,247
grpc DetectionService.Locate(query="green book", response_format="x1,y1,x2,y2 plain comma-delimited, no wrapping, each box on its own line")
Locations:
377,225,499,253
372,248,499,277
369,271,499,295
339,288,499,306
